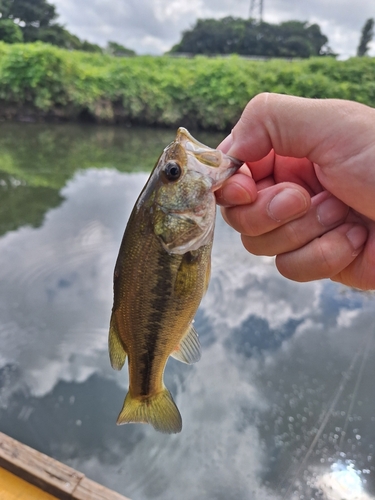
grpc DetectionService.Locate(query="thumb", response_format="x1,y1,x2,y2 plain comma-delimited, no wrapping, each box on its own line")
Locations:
227,93,374,165
226,93,375,219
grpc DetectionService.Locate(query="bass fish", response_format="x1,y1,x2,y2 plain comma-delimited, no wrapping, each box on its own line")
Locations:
109,127,241,433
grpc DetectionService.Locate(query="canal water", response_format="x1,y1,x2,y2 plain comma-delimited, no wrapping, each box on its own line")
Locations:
0,122,374,500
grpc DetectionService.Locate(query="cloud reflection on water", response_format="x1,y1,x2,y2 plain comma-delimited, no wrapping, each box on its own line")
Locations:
0,169,133,397
0,169,374,500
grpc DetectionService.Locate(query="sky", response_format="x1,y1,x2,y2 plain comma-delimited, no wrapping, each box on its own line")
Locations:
50,0,375,58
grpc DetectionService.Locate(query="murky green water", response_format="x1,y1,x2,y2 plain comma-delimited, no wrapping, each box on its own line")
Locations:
1,122,375,500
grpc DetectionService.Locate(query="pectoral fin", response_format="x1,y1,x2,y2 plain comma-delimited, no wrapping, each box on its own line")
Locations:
171,323,201,364
108,313,127,370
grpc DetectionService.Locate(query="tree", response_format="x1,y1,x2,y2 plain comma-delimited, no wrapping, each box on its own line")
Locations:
80,40,102,53
170,17,335,58
357,18,374,56
170,17,246,55
0,0,103,51
107,41,136,57
0,0,60,44
1,0,58,30
0,0,132,53
0,19,23,43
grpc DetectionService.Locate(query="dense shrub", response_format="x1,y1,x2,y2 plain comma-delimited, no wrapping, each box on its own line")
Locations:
0,42,374,130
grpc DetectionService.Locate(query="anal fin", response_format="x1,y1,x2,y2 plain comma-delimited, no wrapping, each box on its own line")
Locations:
108,312,127,370
171,323,201,364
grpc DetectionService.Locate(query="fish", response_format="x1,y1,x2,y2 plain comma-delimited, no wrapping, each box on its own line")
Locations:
108,127,242,433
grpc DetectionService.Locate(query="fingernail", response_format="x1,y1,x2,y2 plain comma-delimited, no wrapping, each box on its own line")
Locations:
317,196,348,226
218,133,233,153
267,188,308,222
220,182,253,205
346,226,368,253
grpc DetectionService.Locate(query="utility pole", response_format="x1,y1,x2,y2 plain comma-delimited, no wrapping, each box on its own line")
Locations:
249,0,263,22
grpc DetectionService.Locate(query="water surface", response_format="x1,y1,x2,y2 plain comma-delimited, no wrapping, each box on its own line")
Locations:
0,123,374,500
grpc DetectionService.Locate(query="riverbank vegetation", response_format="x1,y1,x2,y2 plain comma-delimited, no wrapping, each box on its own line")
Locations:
0,42,375,131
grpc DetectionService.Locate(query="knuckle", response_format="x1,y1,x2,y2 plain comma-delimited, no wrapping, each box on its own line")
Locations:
317,252,332,277
251,92,271,110
236,206,263,236
316,238,340,277
281,221,306,248
254,93,271,115
240,93,271,125
241,234,275,256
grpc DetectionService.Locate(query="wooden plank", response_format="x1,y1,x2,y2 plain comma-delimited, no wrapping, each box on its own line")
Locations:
72,477,130,500
0,432,131,500
0,432,82,499
0,466,57,500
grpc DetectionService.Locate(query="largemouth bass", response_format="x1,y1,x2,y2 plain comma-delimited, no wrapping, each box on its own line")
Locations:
109,127,241,433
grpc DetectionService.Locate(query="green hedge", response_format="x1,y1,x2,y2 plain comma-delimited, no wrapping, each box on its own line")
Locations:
0,42,375,130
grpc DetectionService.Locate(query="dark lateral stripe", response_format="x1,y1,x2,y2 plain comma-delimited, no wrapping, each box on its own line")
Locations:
139,249,174,396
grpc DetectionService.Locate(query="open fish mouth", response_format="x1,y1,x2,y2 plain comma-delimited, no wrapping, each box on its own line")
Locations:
175,127,243,185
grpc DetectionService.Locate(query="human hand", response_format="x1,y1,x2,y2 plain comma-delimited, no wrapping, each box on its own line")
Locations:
216,93,375,290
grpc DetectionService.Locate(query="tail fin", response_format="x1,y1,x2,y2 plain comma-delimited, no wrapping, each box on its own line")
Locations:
117,388,182,434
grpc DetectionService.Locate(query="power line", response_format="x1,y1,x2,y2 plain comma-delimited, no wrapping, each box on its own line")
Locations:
249,0,264,22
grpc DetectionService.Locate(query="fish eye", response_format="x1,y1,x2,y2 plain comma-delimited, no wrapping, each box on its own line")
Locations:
163,161,181,182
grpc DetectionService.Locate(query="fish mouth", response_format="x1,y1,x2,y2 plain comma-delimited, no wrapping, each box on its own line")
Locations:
177,127,238,163
176,127,211,151
176,127,243,187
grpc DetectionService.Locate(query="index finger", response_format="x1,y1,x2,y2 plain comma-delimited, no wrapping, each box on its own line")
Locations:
218,135,276,181
226,93,374,166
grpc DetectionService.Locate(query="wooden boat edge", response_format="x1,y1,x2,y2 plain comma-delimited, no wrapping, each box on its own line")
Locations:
0,431,131,500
